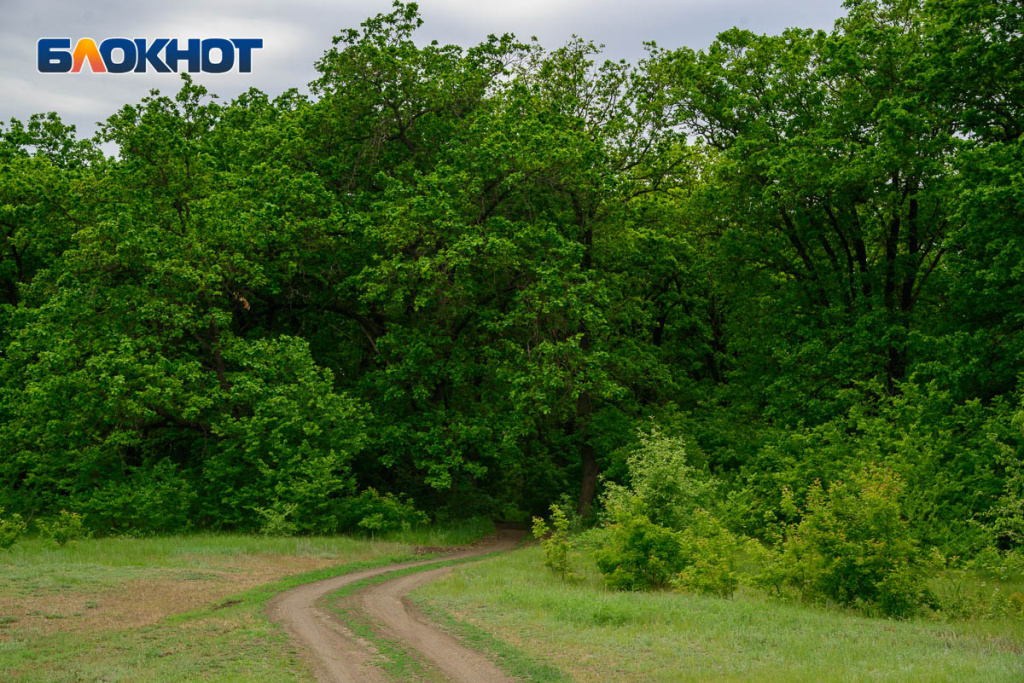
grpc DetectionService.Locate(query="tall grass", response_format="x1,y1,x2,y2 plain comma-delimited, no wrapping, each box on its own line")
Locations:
2,517,495,570
381,516,495,547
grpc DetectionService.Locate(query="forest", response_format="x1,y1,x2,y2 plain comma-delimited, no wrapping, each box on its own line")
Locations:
0,0,1022,611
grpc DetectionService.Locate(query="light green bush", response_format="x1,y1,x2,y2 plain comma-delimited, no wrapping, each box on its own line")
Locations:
532,503,577,581
38,510,87,546
774,466,930,617
254,501,299,537
0,508,27,550
601,426,714,532
338,488,429,536
673,509,746,598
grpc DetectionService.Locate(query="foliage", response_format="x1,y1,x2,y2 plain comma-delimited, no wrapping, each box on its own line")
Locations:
985,402,1024,546
741,382,1013,553
0,507,26,550
773,466,930,617
0,0,1021,561
254,502,299,537
338,488,430,536
594,511,684,591
673,509,747,598
601,426,714,531
532,504,578,582
38,510,87,546
76,459,195,535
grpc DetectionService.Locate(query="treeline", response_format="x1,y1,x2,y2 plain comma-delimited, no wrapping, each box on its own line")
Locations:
0,0,1021,554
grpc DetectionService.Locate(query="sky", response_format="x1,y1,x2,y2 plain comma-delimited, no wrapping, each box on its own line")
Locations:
1,0,848,140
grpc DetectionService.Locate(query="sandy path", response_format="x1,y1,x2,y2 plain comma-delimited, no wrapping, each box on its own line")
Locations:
267,529,523,682
358,564,512,682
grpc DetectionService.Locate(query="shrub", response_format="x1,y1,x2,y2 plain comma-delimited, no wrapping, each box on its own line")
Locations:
77,459,195,535
38,510,87,546
775,466,929,617
0,508,27,550
594,511,684,591
741,382,1011,555
338,488,429,536
673,509,746,598
601,426,714,532
254,501,299,537
532,504,577,581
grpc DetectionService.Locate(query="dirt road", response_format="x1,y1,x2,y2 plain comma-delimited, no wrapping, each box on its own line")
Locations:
267,529,524,682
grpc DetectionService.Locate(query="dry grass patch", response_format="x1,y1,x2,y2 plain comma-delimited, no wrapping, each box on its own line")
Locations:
0,552,366,637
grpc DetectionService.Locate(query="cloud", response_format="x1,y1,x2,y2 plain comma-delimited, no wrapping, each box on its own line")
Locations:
1,0,846,139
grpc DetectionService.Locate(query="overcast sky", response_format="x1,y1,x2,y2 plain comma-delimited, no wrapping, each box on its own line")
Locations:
1,0,847,140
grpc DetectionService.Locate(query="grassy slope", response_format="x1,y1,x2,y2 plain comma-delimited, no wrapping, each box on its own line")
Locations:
413,546,1024,683
0,520,493,682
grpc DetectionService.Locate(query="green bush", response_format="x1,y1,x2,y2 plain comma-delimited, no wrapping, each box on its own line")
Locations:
532,503,577,581
338,488,429,536
601,426,714,532
673,509,746,598
0,508,27,550
929,548,1024,620
594,511,684,591
775,466,929,617
741,383,1012,555
77,459,195,535
987,405,1024,547
254,501,300,537
38,510,87,546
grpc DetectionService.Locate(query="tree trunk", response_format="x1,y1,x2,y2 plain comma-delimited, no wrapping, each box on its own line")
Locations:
577,440,598,517
575,389,597,516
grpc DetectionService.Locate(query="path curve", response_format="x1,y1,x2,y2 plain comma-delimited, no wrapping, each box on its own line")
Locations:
268,529,523,682
358,564,512,683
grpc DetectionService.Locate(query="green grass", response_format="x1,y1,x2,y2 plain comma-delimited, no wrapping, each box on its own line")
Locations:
379,516,496,547
0,521,497,681
413,546,1024,683
0,533,415,598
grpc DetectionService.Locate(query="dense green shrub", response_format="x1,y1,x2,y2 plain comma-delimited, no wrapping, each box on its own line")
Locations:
775,466,930,617
740,383,1013,554
254,502,300,537
601,426,714,532
532,503,578,581
594,512,684,591
338,488,429,535
77,459,195,535
673,509,746,598
986,403,1024,546
38,510,87,546
0,508,27,550
202,336,367,533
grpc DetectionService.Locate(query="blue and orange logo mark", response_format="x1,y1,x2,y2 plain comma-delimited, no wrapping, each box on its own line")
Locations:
38,38,263,73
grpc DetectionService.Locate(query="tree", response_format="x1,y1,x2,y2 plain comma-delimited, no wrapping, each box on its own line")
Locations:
656,0,957,421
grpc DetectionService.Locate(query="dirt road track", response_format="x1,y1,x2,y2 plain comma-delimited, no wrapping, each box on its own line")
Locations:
267,529,524,682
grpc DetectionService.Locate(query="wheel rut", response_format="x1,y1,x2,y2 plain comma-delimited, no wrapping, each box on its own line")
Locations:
267,529,524,682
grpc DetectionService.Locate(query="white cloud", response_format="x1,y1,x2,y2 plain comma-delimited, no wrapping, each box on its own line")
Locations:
1,0,846,138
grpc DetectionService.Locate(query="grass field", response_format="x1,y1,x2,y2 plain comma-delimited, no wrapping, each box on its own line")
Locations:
0,519,493,682
413,546,1024,683
5,520,1018,682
